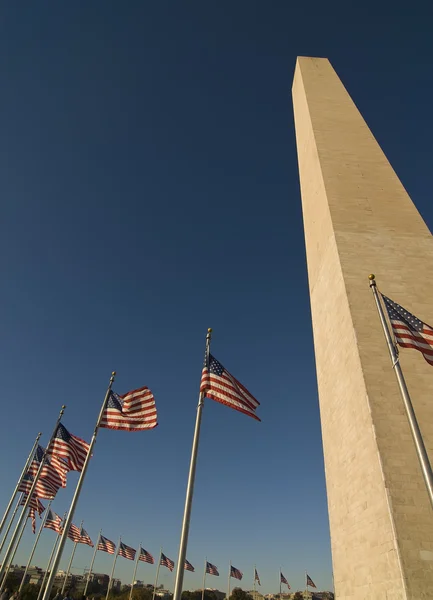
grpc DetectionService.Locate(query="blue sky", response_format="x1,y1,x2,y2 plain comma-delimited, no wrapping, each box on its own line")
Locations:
1,1,433,595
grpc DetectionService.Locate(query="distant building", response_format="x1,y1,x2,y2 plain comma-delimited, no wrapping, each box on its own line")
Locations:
248,590,265,600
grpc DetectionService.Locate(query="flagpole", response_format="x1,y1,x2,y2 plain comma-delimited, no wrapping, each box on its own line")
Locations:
0,493,24,555
305,570,307,598
152,549,162,600
201,558,206,600
0,508,29,586
106,536,121,600
41,372,116,600
172,329,212,600
0,406,66,585
227,561,231,600
369,274,433,508
36,532,62,600
0,432,42,536
83,530,101,597
279,569,281,598
19,500,53,592
129,541,141,600
253,566,255,600
61,520,83,594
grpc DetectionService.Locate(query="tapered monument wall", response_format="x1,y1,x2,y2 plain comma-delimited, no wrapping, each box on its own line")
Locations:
292,57,433,599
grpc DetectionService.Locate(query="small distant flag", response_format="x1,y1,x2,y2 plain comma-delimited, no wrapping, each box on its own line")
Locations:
200,355,260,421
67,523,82,543
254,569,261,586
382,294,433,366
79,527,94,547
49,424,90,472
306,574,316,588
206,562,219,576
184,559,195,572
119,542,136,560
98,535,116,555
139,548,154,564
21,495,45,516
230,566,243,581
44,510,63,534
28,508,36,534
280,572,290,589
29,445,68,489
100,387,158,431
160,553,174,571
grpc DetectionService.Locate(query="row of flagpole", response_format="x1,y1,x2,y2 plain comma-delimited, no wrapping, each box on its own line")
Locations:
2,276,431,600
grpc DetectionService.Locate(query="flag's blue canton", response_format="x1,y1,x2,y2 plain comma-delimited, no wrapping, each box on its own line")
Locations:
107,391,124,410
383,296,424,331
208,355,224,375
34,446,45,462
55,423,72,442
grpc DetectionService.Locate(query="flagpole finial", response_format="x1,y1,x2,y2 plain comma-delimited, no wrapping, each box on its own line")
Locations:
60,405,66,415
368,273,376,287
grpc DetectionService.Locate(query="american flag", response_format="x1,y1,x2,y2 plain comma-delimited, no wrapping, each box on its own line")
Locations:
28,508,37,534
200,355,260,421
160,553,174,571
44,510,63,534
280,572,290,589
184,559,195,572
230,566,243,580
79,528,94,547
306,574,316,588
98,535,116,555
100,387,158,431
21,494,45,515
382,294,433,366
49,424,90,472
206,562,219,576
139,547,154,564
254,569,261,586
28,446,67,490
18,473,58,500
67,523,83,543
119,542,136,561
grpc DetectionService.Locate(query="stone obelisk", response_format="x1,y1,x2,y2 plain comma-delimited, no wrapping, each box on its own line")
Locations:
292,57,433,599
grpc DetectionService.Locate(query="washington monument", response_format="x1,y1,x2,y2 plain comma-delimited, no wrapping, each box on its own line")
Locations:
292,57,433,598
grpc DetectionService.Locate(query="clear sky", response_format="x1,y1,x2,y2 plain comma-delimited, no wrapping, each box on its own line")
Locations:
1,1,433,595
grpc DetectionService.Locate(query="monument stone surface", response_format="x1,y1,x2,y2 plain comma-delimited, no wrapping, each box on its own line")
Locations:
292,57,433,599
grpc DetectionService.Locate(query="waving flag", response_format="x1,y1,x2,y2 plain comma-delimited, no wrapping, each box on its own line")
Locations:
184,559,195,572
79,528,94,547
21,495,45,515
280,572,290,589
44,510,63,534
230,566,243,580
98,535,116,555
382,294,433,366
206,562,219,576
18,473,58,500
306,574,316,588
100,387,158,431
200,355,260,421
160,553,174,571
139,548,154,564
67,523,82,543
29,445,68,489
119,542,136,560
28,508,37,534
254,569,261,586
49,424,90,471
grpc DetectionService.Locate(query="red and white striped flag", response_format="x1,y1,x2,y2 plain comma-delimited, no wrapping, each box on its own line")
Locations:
200,355,261,421
49,424,90,472
67,523,82,543
100,387,158,431
44,510,63,534
184,559,194,572
79,528,94,547
98,535,116,554
139,548,154,564
119,542,136,560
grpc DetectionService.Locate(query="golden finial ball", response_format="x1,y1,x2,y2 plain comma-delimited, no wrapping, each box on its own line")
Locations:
368,274,375,280
207,328,212,333
111,371,116,376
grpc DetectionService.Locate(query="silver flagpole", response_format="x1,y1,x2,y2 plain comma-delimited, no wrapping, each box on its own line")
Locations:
61,520,83,594
253,566,255,600
279,569,281,598
36,533,62,600
129,542,141,600
19,500,53,592
152,549,162,600
172,329,212,600
0,493,24,555
106,536,121,600
42,372,116,600
369,274,433,508
83,530,101,597
201,557,206,600
0,406,66,584
0,508,29,586
227,561,231,600
0,432,42,536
